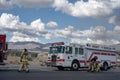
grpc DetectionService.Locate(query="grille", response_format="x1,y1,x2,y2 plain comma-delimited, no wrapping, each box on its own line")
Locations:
51,55,57,62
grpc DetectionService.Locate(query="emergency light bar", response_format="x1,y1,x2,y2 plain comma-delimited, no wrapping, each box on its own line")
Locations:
51,42,64,46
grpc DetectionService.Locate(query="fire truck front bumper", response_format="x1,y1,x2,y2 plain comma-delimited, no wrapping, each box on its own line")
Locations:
47,62,63,67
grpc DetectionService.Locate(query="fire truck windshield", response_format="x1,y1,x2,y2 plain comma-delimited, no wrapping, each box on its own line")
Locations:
49,46,65,54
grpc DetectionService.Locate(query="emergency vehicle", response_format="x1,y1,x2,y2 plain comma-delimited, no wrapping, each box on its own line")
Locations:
0,34,7,65
48,42,117,71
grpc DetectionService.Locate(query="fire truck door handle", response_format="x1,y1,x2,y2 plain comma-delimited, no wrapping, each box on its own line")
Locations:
68,56,70,59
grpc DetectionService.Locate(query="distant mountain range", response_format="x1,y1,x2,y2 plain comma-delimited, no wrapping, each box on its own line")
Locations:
8,42,51,52
8,41,120,53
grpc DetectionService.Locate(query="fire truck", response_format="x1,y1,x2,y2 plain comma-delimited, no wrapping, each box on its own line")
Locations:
0,34,7,65
48,42,117,71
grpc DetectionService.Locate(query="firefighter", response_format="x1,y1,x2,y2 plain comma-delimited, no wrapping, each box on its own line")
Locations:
88,56,100,72
18,48,29,72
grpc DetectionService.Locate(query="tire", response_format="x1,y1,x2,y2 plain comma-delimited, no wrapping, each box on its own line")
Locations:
71,61,79,71
57,66,64,71
103,62,108,71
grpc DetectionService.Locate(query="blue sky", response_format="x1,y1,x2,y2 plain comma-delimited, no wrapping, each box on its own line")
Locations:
0,0,120,45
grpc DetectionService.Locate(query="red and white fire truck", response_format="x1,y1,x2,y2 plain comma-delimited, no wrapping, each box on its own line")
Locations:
0,34,7,65
48,42,117,70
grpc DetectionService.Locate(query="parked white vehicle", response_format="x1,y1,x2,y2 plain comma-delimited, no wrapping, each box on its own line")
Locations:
48,42,117,70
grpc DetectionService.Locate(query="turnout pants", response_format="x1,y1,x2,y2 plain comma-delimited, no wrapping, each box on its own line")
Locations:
19,61,29,72
89,61,100,72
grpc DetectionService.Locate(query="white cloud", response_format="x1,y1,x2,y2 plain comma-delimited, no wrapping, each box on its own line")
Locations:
1,13,120,45
0,13,20,29
0,13,47,42
44,33,52,40
30,19,45,31
71,38,88,44
47,21,58,28
0,0,120,20
71,26,108,39
70,36,120,45
0,13,46,33
11,0,54,8
1,0,120,20
114,26,120,31
53,0,120,18
54,25,73,39
45,25,120,45
109,15,120,32
10,32,39,42
109,15,120,26
0,0,12,9
0,0,54,9
68,25,120,45
88,38,120,45
65,25,74,31
110,0,120,9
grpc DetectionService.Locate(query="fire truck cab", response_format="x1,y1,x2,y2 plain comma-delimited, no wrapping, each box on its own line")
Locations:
48,42,117,71
0,34,7,65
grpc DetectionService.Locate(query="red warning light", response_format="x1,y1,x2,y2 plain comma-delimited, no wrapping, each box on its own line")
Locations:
52,42,64,46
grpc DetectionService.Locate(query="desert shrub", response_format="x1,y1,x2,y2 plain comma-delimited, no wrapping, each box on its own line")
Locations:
31,53,38,57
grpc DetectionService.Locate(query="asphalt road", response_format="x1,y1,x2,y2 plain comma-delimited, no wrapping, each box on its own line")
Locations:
0,67,120,80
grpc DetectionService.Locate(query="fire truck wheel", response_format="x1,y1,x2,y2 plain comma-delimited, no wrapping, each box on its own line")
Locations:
103,62,108,71
71,61,79,71
57,66,64,70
